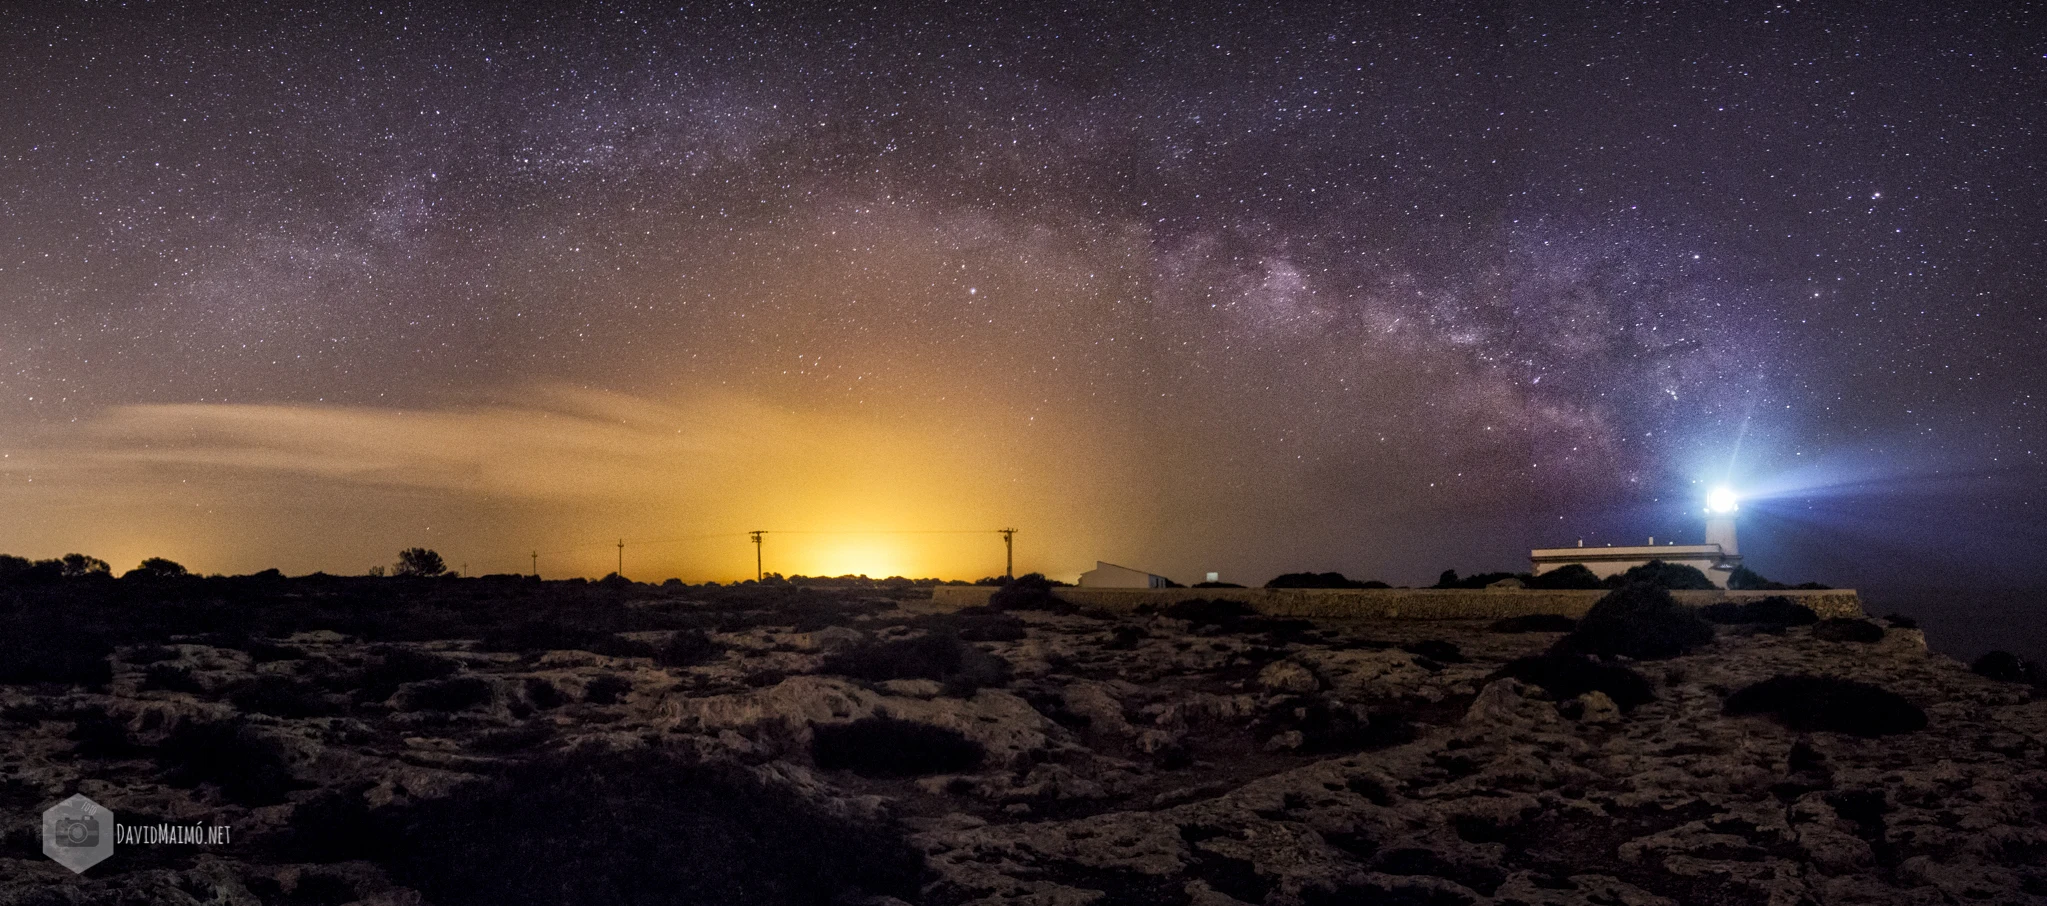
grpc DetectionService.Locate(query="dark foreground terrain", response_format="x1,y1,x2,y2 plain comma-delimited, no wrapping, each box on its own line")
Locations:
2,576,2044,905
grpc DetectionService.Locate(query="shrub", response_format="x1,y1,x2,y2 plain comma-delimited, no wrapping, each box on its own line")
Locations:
68,707,138,758
0,621,113,688
230,676,337,718
1265,572,1381,589
1524,564,1604,590
955,613,1027,642
1812,618,1885,643
1556,584,1714,660
1253,695,1399,753
523,677,567,709
393,548,446,578
812,716,985,776
1970,651,2043,684
582,674,632,704
1881,613,1918,629
1728,564,1788,590
381,746,925,906
142,663,205,693
1162,598,1258,626
1723,675,1927,736
987,573,1072,613
1489,614,1578,633
123,557,190,580
401,677,494,712
1605,560,1717,590
1699,596,1819,626
157,718,301,805
1432,570,1524,589
819,633,1011,694
1402,640,1466,664
585,635,658,659
1499,654,1654,711
655,629,724,667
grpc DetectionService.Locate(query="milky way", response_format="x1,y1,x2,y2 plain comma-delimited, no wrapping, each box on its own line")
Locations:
1,3,2041,595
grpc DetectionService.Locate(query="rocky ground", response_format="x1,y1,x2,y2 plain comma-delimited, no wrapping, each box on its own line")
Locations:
2,581,2044,905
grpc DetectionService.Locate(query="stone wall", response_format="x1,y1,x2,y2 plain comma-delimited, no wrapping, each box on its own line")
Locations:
927,585,1864,620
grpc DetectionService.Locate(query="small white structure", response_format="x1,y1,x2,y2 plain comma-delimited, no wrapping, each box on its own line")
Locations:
1531,489,1744,588
1078,561,1174,589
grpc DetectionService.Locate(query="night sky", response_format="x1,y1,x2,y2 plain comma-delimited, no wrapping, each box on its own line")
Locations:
2,3,2042,632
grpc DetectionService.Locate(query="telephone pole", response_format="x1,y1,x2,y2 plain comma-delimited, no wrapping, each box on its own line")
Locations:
998,528,1017,579
616,539,624,578
530,551,539,579
748,531,765,581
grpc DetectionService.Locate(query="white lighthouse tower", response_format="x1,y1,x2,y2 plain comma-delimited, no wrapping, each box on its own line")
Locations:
1704,486,1742,581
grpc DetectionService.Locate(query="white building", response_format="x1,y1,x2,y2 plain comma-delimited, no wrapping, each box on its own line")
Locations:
1531,491,1744,588
1078,561,1174,589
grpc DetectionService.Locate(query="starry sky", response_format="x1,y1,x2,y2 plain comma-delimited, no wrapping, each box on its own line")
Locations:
1,2,2042,613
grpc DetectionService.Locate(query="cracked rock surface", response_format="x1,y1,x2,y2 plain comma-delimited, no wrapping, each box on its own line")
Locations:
2,581,2043,905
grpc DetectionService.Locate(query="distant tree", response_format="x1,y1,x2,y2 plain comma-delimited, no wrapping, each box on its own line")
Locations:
59,553,111,578
367,566,387,578
393,548,447,578
1434,569,1460,589
1525,564,1604,590
1432,569,1526,589
0,554,29,580
125,557,189,580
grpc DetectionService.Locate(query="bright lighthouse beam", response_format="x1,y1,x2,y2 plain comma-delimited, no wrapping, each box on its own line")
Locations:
1706,486,1740,513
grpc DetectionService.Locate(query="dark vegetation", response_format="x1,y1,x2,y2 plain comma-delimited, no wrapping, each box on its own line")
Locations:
1554,584,1715,661
1811,618,1886,643
1264,572,1388,589
1499,654,1655,711
986,572,1075,613
819,633,1012,695
812,715,986,776
1432,570,1522,589
1723,675,1927,736
1604,561,1717,590
1698,596,1818,626
1488,614,1578,633
1148,598,1315,641
1522,564,1604,590
1728,564,1831,591
156,719,303,806
294,746,926,906
1971,651,2047,686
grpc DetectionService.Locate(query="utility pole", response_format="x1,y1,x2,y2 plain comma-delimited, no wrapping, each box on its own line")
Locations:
616,539,624,578
749,531,765,581
530,551,539,579
998,528,1017,579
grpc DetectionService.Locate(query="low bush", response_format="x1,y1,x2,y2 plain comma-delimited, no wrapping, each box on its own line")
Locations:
157,718,302,805
987,573,1073,613
1253,695,1404,753
812,715,986,777
1499,654,1655,711
1523,564,1604,590
0,621,113,689
1723,675,1927,736
380,746,926,906
1812,618,1885,643
1881,613,1918,629
1162,598,1257,626
142,663,205,693
655,629,723,667
1555,584,1714,660
1970,651,2044,685
1402,640,1466,664
1488,614,1578,633
1699,596,1819,626
229,676,338,718
523,677,568,709
68,707,138,758
955,613,1027,642
401,677,494,712
819,633,1012,694
582,674,632,704
1605,560,1717,590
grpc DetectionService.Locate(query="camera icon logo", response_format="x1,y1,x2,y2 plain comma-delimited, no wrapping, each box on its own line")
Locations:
42,794,113,873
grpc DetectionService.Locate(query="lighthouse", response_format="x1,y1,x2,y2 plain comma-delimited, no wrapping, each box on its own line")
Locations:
1528,485,1747,588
